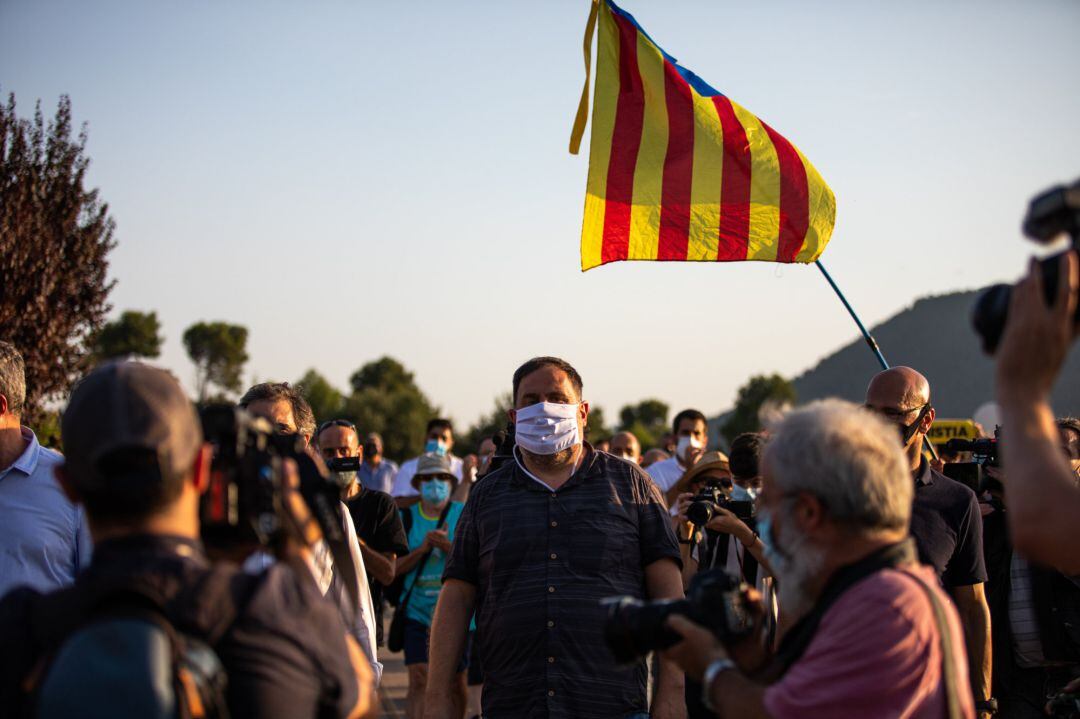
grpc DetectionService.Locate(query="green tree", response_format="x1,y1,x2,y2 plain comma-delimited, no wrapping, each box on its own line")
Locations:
585,405,609,445
458,393,514,456
0,93,115,419
90,310,163,362
617,398,669,450
296,368,344,425
182,321,249,401
720,373,796,444
342,356,437,462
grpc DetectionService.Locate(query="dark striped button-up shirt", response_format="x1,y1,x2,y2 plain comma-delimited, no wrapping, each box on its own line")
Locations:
444,446,681,718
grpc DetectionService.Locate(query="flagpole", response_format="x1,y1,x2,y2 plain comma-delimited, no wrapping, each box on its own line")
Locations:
815,260,939,460
814,260,889,371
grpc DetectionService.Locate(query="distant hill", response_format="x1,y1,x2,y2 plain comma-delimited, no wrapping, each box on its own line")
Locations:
709,288,1080,443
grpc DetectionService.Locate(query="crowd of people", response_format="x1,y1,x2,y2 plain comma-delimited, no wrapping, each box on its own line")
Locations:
0,255,1077,718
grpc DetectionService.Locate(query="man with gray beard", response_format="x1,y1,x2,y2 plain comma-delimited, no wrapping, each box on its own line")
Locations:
663,400,975,719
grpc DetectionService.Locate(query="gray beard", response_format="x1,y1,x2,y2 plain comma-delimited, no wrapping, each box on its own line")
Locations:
520,446,577,472
770,525,826,623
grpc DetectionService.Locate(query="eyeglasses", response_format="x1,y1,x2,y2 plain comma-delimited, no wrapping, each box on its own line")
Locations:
865,403,929,421
317,419,356,435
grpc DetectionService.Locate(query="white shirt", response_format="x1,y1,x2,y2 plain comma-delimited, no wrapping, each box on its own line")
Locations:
391,454,464,497
243,501,382,685
645,455,686,493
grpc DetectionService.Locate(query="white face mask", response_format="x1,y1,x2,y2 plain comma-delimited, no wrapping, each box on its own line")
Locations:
676,434,704,462
514,402,581,455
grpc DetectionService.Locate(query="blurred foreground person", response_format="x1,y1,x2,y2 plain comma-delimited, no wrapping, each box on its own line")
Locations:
981,421,1080,718
995,251,1080,574
0,341,91,597
664,399,974,719
425,356,685,719
866,366,992,713
0,361,371,718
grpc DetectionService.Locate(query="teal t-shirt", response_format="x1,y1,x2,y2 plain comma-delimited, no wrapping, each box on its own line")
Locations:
403,501,465,626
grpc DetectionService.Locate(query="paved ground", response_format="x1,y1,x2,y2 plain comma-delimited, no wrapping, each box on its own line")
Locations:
377,638,409,717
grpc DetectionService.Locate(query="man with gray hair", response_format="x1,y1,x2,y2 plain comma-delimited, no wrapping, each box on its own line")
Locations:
0,341,91,597
664,400,975,718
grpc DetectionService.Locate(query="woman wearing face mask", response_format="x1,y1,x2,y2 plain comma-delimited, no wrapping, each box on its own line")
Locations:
396,453,472,719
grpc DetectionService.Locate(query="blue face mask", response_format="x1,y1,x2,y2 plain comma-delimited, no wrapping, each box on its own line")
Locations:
421,479,451,504
730,484,755,502
425,439,448,456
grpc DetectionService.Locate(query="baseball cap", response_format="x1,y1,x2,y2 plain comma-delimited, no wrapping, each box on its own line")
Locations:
61,361,203,489
412,452,456,488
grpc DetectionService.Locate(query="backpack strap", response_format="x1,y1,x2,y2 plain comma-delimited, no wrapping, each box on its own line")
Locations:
903,570,965,719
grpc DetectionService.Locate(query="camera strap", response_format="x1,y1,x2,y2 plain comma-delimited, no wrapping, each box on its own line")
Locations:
770,538,963,718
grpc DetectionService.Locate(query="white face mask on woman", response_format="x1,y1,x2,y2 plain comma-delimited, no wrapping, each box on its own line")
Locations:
514,402,581,455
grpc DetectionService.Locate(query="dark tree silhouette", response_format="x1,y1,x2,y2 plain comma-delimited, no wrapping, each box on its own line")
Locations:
91,310,163,362
182,321,248,401
0,93,115,418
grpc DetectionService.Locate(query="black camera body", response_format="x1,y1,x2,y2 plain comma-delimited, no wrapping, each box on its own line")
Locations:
973,179,1080,355
687,483,755,527
601,569,755,665
942,428,1002,496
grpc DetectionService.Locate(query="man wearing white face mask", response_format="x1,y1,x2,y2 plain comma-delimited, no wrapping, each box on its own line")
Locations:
425,356,687,719
646,409,709,495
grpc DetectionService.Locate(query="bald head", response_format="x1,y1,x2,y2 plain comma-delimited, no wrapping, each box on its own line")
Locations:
866,367,930,408
865,366,935,467
609,431,641,463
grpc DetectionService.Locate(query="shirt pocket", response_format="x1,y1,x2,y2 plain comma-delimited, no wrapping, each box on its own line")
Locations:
569,507,638,577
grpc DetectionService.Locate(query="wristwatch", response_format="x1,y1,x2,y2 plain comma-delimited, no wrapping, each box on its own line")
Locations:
701,657,738,712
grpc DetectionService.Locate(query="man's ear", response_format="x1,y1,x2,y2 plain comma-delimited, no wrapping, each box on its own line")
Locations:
795,492,825,532
54,464,82,505
0,393,8,417
507,408,517,424
919,406,936,435
191,443,213,494
579,401,590,429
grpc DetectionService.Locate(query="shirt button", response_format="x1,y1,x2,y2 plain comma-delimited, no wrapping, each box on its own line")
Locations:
548,656,555,663
550,492,556,498
547,620,555,628
548,585,555,593
550,521,558,528
550,553,557,560
548,690,555,697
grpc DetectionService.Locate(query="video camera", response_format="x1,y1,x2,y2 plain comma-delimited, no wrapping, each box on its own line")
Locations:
601,569,755,664
973,178,1080,354
198,405,360,605
686,482,755,527
942,427,1001,495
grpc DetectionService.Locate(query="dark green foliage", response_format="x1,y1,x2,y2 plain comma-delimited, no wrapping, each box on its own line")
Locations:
720,374,796,444
91,310,162,362
0,93,115,419
617,398,669,450
182,321,248,401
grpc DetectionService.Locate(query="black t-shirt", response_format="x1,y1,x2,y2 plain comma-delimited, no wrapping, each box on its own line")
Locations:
345,488,409,561
910,460,988,587
0,534,362,719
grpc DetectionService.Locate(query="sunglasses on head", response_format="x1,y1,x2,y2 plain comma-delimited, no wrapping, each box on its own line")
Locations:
317,419,356,435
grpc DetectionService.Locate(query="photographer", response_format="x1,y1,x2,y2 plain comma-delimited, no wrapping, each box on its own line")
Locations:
995,251,1080,573
0,361,372,718
981,422,1080,717
663,400,974,718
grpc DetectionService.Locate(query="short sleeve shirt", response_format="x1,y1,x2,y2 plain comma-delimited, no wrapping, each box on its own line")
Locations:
346,489,409,560
764,565,975,719
644,455,685,493
0,428,92,597
443,446,681,718
911,460,987,587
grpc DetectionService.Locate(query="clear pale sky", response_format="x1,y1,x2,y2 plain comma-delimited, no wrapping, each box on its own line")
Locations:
3,0,1079,429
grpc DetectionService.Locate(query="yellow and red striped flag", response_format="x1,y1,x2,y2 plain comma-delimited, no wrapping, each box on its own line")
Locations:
570,0,836,271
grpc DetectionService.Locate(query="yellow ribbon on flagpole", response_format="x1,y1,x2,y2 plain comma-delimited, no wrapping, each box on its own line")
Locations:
568,0,600,155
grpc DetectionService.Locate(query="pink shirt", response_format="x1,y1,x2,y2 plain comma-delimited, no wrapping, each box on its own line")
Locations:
764,565,975,719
